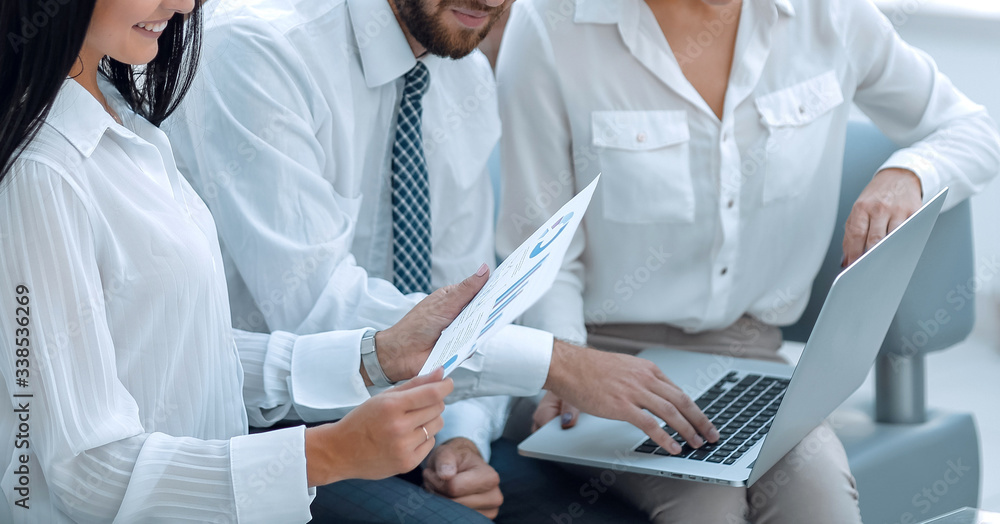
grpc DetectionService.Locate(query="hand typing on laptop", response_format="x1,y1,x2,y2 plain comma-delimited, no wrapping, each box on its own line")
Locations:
540,340,721,454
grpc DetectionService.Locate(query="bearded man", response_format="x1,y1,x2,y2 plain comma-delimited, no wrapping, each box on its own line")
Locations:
164,0,708,522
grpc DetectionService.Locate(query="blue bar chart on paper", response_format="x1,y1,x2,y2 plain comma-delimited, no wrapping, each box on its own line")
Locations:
419,175,601,376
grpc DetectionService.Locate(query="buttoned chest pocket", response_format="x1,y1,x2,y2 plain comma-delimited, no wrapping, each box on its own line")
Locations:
754,71,845,205
591,111,695,224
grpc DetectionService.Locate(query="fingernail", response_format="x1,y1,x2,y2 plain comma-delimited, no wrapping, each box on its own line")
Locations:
670,442,682,454
440,464,456,476
561,413,573,426
476,263,489,277
692,436,705,447
709,428,720,441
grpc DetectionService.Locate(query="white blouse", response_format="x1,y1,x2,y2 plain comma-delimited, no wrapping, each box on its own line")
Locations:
0,79,369,522
497,0,1000,343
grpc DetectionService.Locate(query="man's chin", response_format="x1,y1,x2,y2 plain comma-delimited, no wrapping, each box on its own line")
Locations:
405,7,499,59
423,36,485,60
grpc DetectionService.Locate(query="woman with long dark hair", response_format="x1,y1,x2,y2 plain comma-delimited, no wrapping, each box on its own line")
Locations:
0,1,484,521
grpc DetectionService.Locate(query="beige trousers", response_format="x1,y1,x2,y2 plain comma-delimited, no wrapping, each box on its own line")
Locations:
514,317,863,524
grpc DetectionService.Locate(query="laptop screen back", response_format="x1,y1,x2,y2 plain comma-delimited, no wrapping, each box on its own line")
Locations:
748,188,947,485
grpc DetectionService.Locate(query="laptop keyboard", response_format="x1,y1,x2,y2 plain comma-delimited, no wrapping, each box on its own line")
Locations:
633,371,788,465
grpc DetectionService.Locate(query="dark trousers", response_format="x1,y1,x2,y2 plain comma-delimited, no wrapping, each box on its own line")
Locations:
310,468,491,523
307,438,647,524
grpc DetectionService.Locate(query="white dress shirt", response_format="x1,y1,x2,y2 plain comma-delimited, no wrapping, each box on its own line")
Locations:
0,79,392,522
497,0,1000,344
164,0,553,457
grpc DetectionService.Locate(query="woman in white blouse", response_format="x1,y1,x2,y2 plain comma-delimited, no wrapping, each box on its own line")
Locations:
0,0,492,522
497,0,1000,522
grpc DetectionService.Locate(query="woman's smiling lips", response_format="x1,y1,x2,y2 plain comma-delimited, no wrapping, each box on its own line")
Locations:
133,19,170,38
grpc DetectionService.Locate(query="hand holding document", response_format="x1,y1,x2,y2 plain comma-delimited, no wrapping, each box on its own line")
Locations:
418,175,601,376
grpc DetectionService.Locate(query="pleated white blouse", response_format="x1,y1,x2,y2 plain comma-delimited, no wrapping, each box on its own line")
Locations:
0,79,368,523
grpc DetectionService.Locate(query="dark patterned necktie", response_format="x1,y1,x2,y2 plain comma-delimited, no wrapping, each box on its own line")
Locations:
391,62,432,295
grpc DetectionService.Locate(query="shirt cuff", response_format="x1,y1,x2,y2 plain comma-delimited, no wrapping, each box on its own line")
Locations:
288,329,372,421
880,149,942,204
447,325,552,400
231,426,314,524
478,325,552,396
436,397,512,462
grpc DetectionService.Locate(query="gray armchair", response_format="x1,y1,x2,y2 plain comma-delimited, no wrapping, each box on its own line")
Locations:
782,120,981,524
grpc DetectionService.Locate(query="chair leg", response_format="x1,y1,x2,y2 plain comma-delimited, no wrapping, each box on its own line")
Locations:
875,352,927,424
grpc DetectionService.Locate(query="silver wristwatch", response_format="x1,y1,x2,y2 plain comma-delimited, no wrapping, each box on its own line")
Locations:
361,329,394,387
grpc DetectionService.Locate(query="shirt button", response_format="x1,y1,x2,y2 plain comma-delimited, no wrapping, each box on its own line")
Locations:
721,131,729,142
636,133,647,143
721,267,729,276
798,105,806,115
727,199,735,209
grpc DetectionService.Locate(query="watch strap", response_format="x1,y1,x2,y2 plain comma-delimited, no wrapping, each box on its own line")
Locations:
361,329,394,387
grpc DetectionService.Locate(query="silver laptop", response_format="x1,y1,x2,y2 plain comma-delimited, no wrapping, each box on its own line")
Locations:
519,188,948,487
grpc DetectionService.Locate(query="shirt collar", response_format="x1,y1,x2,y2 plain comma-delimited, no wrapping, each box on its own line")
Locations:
347,0,417,88
574,0,795,24
45,78,120,158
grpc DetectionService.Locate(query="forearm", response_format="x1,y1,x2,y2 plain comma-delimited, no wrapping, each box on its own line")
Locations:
42,429,311,523
541,338,579,395
877,109,1000,208
305,424,345,486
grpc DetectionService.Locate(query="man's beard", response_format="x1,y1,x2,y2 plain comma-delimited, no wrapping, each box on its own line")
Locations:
396,0,503,59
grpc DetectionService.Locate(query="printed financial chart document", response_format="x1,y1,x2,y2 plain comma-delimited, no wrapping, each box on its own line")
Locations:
418,175,601,377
